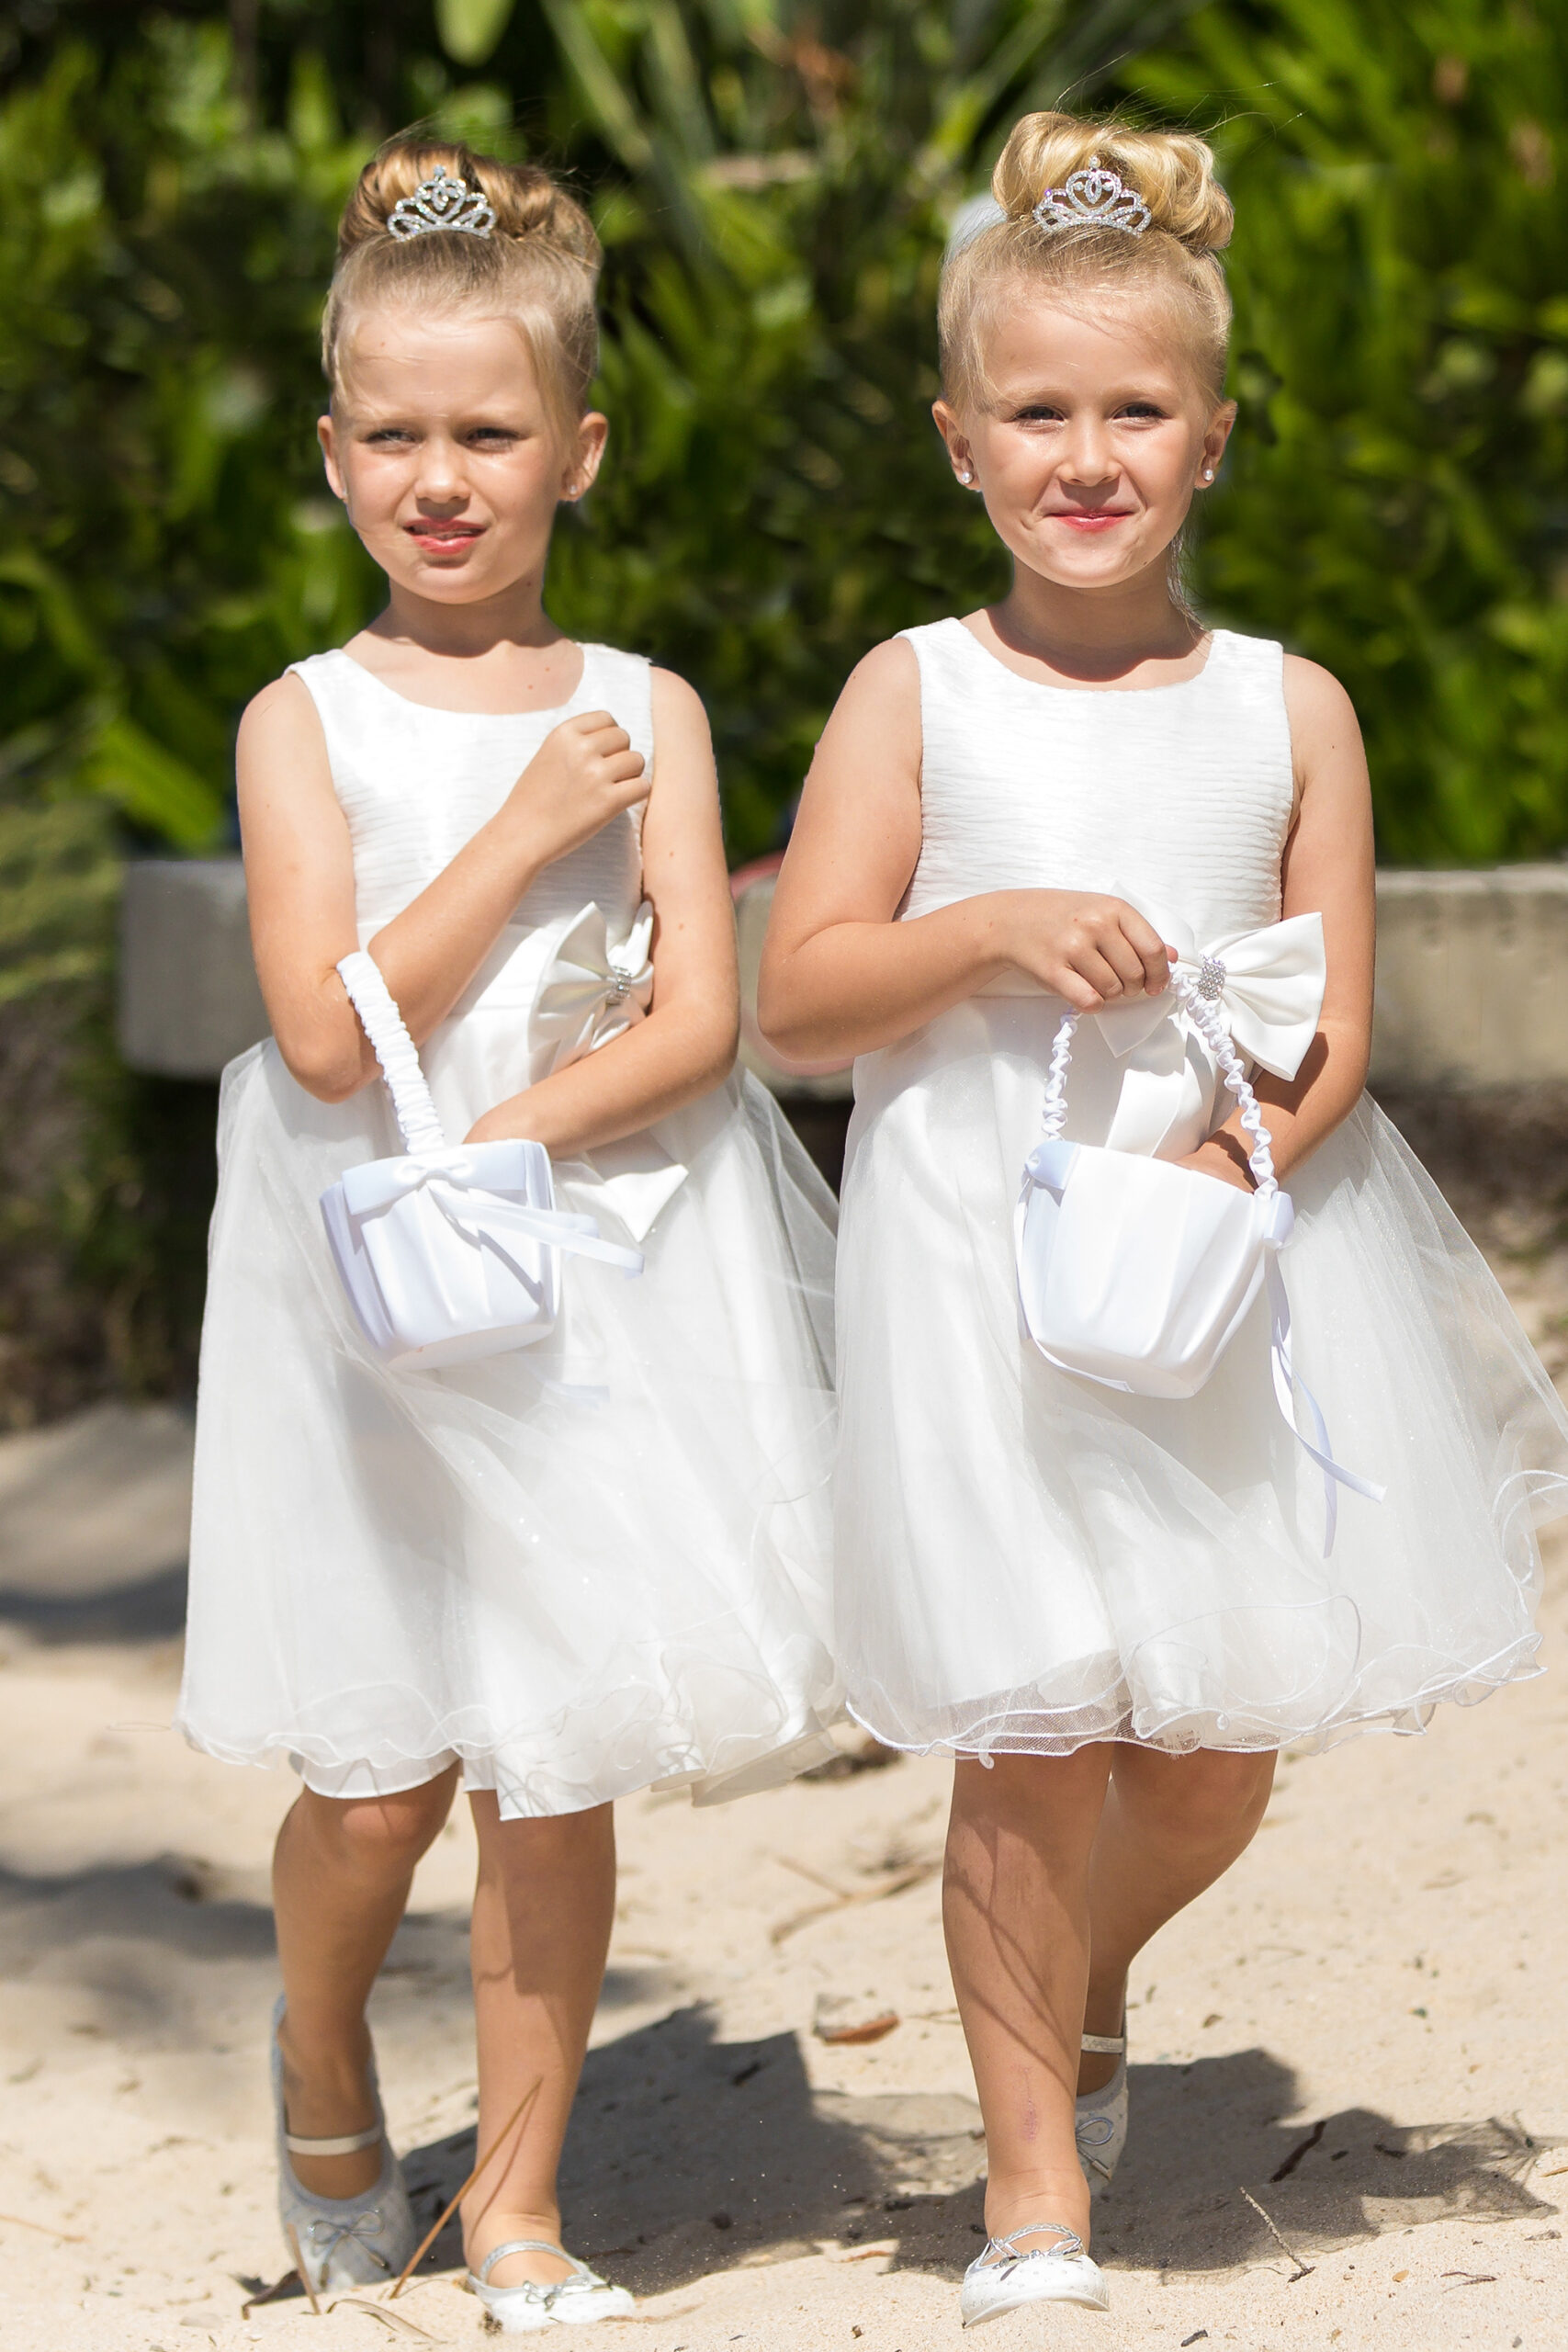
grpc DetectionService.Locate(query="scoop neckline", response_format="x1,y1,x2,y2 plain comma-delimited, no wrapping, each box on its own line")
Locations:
323,640,592,718
944,615,1224,697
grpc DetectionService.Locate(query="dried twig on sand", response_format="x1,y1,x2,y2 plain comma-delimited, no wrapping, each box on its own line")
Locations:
386,2076,542,2300
769,1852,941,1945
0,2210,84,2243
1269,2118,1326,2181
1238,2186,1314,2282
328,2295,443,2336
286,2221,322,2315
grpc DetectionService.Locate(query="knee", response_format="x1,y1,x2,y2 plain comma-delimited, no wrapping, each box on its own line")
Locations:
1122,1752,1274,1851
305,1771,456,1874
473,1797,614,1871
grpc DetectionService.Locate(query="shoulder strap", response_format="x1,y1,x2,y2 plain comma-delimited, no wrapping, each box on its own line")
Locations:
579,644,654,773
336,951,446,1155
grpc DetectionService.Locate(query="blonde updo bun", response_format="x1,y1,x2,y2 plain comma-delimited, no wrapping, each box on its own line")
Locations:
322,138,602,437
992,114,1233,256
941,112,1235,413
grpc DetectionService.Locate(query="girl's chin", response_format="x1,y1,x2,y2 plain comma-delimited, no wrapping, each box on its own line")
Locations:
385,555,502,598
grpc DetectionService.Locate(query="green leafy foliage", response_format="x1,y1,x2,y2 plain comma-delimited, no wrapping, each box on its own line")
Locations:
1138,0,1568,861
3,0,1567,1413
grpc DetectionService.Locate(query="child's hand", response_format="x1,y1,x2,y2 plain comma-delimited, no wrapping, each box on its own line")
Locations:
1169,1137,1255,1193
507,710,649,867
463,1105,525,1145
998,889,1174,1009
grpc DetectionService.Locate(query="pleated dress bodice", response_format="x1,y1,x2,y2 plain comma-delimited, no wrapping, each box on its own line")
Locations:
899,618,1293,949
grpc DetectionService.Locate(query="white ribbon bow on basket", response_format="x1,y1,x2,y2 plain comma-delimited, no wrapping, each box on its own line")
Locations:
336,1148,642,1276
321,952,642,1373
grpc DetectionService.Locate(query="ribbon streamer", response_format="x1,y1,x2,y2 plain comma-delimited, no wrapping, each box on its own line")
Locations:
341,1149,643,1276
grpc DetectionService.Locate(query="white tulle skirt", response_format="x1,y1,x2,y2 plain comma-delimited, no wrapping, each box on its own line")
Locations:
833,1001,1568,1758
177,1045,842,1817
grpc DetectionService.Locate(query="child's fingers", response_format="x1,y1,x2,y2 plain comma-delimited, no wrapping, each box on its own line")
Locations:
1054,968,1108,1013
1117,909,1177,995
1063,945,1129,1005
1088,928,1155,1000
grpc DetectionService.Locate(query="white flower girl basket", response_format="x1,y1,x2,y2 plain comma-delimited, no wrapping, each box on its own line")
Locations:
1014,916,1383,1551
320,951,642,1373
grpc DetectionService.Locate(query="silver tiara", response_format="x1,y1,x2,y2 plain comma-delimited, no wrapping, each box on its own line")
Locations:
1032,157,1151,237
387,165,496,243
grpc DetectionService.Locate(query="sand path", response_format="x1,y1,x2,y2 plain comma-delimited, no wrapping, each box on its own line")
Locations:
1,1175,1565,2351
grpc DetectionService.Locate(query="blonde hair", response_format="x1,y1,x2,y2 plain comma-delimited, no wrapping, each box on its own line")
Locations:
321,139,602,442
940,114,1235,413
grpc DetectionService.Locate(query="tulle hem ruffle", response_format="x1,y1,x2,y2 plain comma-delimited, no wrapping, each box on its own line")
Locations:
177,1709,842,1815
845,1634,1544,1763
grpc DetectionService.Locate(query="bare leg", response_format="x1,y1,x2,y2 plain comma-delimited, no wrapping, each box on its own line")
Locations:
944,1748,1112,2251
461,1796,617,2290
1077,1746,1277,2092
273,1767,460,2198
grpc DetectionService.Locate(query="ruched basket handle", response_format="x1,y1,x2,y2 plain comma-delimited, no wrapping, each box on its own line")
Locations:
336,951,448,1156
1038,984,1278,1193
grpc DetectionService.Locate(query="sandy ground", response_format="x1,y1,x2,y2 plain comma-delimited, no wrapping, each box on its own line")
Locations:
3,1154,1567,2352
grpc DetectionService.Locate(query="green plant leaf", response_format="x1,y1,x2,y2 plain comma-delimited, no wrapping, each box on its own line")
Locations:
434,0,517,68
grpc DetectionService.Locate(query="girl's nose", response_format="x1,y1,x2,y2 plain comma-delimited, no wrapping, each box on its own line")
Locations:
413,436,468,502
1060,419,1117,486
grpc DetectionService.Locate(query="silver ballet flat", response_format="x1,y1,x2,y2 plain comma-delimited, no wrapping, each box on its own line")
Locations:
271,1995,419,2294
468,2238,636,2333
1076,2018,1128,2197
960,2222,1110,2325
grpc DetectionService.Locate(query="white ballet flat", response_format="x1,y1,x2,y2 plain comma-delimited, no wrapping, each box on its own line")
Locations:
271,1996,418,2294
468,2239,636,2333
961,2222,1110,2325
1076,2020,1128,2198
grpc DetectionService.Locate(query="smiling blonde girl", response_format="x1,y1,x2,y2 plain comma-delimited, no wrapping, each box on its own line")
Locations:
760,111,1568,2324
176,139,839,2326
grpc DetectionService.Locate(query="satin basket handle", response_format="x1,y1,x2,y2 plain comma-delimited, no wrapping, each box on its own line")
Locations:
337,951,447,1157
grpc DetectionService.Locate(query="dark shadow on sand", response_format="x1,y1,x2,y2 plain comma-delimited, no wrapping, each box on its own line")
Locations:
400,2036,1562,2295
0,1563,189,1644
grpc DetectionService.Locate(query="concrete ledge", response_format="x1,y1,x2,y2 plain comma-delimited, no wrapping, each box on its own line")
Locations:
118,859,267,1080
117,857,1568,1096
1369,865,1568,1091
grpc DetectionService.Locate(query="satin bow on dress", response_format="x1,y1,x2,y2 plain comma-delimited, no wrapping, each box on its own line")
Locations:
1090,905,1328,1158
527,899,687,1244
528,899,657,1077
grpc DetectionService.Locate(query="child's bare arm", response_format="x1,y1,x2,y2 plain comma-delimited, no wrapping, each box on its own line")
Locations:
239,673,647,1102
464,669,739,1155
1176,656,1376,1190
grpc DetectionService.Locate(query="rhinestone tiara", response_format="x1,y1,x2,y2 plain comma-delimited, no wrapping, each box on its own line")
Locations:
1032,157,1151,238
387,165,496,243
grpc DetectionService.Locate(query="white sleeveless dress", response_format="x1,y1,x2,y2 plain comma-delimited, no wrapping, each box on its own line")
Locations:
834,619,1568,1758
177,644,842,1816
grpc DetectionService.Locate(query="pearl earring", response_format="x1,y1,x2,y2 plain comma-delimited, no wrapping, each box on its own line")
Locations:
958,469,974,485
1201,467,1215,482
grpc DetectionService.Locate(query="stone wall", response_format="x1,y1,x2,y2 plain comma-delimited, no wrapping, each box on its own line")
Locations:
122,858,1568,1096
